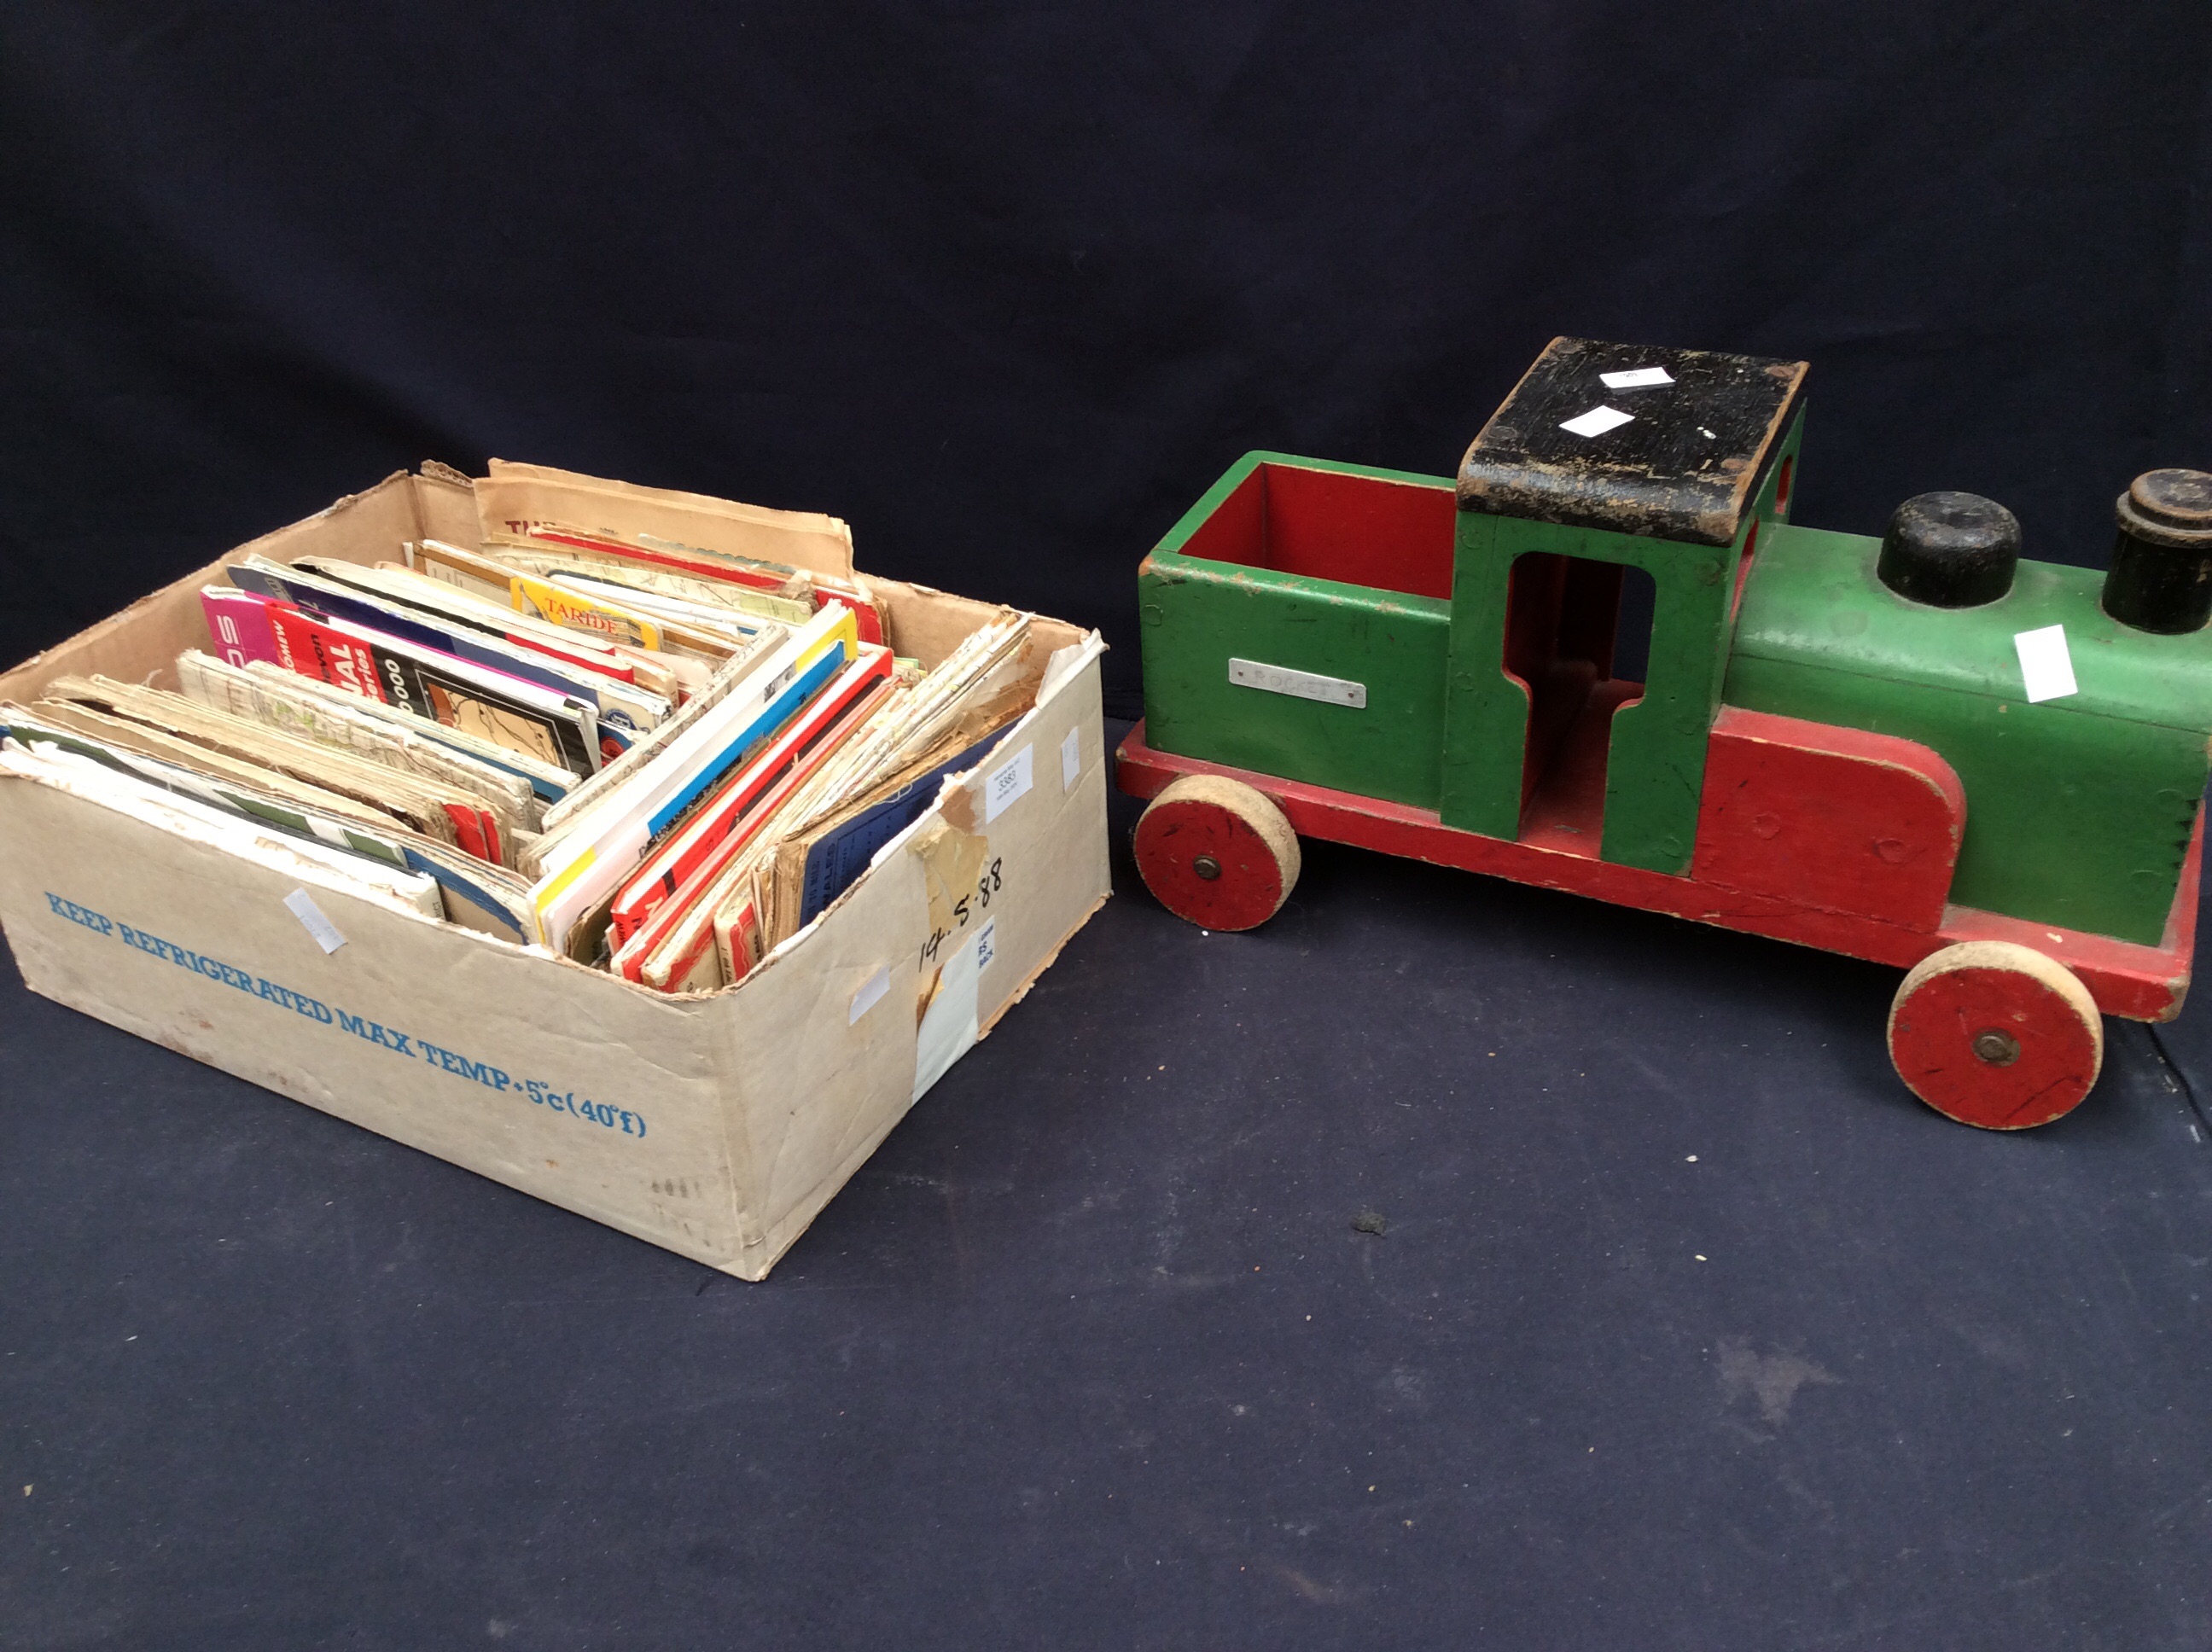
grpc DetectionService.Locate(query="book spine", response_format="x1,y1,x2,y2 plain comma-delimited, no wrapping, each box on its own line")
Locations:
815,591,886,649
643,910,724,993
725,901,761,982
610,916,654,984
200,588,286,671
502,628,639,683
264,604,396,705
523,528,795,595
513,574,660,651
639,641,847,839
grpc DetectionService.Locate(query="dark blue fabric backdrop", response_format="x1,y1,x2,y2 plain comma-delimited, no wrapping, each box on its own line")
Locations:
4,3,2209,713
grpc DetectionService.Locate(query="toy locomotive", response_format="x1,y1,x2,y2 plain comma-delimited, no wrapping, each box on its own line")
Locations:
1116,337,2212,1128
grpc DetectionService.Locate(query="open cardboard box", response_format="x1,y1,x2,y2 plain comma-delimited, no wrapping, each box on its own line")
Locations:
0,465,1112,1279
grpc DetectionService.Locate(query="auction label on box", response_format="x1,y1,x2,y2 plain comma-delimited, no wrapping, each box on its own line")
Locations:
983,744,1033,823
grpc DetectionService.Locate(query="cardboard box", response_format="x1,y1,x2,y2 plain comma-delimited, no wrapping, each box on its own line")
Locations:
0,467,1112,1279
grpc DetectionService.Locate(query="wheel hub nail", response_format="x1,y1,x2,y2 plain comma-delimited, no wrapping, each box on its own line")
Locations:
1971,1028,2021,1066
1192,854,1221,881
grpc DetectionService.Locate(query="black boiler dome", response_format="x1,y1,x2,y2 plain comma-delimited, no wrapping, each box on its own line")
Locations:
1877,492,2021,608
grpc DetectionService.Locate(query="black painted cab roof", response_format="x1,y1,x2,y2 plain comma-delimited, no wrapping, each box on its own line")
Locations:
1457,337,1808,547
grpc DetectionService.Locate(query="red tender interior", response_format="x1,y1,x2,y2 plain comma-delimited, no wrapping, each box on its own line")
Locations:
1177,462,1458,601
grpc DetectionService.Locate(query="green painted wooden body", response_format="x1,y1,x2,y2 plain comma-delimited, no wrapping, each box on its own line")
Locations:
1438,415,1798,873
1727,523,2212,944
1139,390,2209,947
1139,424,1800,871
1138,453,1455,809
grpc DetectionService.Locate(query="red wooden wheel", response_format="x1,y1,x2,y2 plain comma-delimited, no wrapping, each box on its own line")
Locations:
1132,775,1301,931
1887,941,2104,1129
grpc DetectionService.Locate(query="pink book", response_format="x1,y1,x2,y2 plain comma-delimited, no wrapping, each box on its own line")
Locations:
199,585,285,669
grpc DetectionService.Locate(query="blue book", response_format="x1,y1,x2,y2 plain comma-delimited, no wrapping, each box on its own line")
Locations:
796,730,1008,926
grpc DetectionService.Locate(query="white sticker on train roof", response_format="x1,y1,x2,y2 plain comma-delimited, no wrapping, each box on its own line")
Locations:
1560,404,1634,438
2013,624,2079,704
1600,366,1674,390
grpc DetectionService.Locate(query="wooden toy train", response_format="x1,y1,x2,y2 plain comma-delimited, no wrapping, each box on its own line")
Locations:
1116,337,2212,1129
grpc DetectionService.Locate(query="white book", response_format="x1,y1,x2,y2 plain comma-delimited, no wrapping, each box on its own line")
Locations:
0,738,444,920
177,650,543,841
529,605,858,951
240,661,575,804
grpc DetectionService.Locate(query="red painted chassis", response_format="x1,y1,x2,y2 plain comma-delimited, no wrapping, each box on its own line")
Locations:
1116,716,2200,1025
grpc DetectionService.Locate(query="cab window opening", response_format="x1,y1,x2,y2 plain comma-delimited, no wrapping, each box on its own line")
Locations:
1503,552,1656,826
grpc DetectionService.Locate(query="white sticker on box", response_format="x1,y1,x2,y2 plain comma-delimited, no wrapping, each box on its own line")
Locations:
1061,724,1081,792
1036,641,1086,706
1228,658,1366,708
983,744,1033,823
2013,625,2079,703
913,928,982,1102
975,917,997,974
1599,366,1674,390
1560,405,1635,438
849,965,891,1025
283,888,346,954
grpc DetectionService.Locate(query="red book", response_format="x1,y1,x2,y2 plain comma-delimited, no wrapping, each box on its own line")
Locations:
721,899,763,984
608,748,821,987
607,649,892,943
607,678,896,986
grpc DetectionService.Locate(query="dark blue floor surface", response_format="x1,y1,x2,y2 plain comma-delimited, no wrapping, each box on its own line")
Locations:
4,730,2209,1649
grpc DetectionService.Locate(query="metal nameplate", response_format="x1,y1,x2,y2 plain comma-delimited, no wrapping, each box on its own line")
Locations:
1227,657,1367,709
